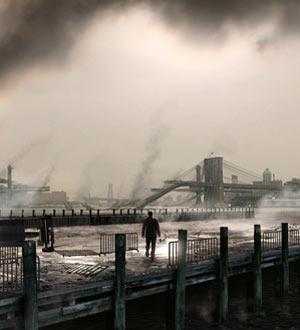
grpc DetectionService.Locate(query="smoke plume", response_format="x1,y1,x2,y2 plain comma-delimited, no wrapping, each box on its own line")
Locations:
1,1,300,85
76,152,106,199
0,136,51,177
130,124,169,201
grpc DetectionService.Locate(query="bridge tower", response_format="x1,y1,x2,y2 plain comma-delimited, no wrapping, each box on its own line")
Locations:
195,164,202,204
7,165,12,190
203,157,224,206
7,165,12,207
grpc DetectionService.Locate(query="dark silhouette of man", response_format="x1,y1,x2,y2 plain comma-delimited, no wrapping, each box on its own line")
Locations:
142,211,160,261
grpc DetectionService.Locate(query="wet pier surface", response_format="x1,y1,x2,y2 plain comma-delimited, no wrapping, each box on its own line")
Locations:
37,208,300,289
43,263,300,329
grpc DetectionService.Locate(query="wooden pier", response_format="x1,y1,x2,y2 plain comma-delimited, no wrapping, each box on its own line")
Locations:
0,207,255,228
0,222,299,329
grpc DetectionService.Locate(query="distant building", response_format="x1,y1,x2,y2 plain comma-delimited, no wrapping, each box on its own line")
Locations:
252,168,283,191
284,178,300,192
263,168,272,184
231,175,238,184
33,191,68,205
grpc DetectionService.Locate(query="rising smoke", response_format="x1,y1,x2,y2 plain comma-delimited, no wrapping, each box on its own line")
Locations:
0,135,51,177
76,152,107,200
130,124,170,202
1,1,300,85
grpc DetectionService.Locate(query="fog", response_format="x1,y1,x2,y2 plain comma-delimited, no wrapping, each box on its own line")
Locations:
1,3,300,198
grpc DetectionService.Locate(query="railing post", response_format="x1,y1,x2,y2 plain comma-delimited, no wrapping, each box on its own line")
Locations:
253,224,262,314
114,234,126,330
175,229,187,330
281,223,289,297
219,227,228,323
22,241,38,330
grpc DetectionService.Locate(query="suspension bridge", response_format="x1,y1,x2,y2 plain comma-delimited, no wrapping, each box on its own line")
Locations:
134,157,283,208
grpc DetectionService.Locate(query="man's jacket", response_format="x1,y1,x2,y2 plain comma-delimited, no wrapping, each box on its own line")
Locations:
142,217,161,238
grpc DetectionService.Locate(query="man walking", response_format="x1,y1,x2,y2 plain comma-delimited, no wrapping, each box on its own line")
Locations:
142,211,161,261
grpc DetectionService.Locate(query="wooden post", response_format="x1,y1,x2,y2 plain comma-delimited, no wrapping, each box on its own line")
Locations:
166,283,175,330
281,222,289,297
22,241,38,330
115,234,126,330
175,229,187,330
219,227,228,323
253,224,262,314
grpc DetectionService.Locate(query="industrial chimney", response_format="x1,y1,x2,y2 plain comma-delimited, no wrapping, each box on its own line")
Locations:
7,165,12,190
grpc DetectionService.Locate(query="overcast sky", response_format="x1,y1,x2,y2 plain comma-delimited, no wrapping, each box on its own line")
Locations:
1,3,300,198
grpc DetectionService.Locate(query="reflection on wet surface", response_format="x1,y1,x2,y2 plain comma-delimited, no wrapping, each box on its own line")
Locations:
37,208,300,289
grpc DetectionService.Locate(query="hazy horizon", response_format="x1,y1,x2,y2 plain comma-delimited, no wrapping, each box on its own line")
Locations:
1,2,300,198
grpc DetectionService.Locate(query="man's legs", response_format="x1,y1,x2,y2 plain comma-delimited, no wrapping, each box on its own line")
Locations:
145,238,151,257
150,237,157,261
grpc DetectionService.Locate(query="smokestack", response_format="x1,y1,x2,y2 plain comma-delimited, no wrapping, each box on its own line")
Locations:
7,165,12,190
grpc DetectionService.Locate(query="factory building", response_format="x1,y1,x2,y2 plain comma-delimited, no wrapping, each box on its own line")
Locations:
0,165,50,207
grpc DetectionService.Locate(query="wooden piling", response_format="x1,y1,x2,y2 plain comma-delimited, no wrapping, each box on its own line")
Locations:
22,241,38,330
253,224,262,314
281,222,289,297
219,226,228,323
175,229,187,330
114,234,126,330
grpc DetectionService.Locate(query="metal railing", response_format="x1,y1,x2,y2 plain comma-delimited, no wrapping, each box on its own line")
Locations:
99,233,139,255
0,256,40,295
168,237,219,267
262,229,300,251
0,246,20,260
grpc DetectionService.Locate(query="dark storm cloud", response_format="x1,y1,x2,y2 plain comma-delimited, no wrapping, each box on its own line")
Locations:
1,0,300,84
